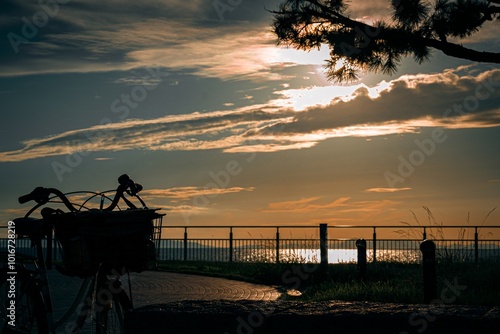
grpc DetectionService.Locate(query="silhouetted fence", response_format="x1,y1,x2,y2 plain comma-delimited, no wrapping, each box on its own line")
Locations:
153,225,500,264
2,224,500,264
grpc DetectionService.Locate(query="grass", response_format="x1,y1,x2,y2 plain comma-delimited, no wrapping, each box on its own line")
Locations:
157,260,500,306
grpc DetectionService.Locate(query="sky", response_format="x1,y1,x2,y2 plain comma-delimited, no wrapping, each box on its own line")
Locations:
0,0,499,239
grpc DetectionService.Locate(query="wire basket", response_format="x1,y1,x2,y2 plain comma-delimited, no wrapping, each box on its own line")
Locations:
52,209,164,277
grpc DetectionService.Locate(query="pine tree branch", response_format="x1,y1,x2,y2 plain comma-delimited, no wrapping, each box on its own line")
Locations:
423,38,500,63
272,0,500,64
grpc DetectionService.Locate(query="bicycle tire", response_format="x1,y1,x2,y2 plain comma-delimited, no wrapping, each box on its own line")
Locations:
0,266,49,334
93,277,132,334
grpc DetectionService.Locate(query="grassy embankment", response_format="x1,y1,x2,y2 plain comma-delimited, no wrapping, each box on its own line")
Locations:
157,260,500,306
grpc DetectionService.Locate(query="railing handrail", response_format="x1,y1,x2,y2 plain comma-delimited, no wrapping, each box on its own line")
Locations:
159,225,500,229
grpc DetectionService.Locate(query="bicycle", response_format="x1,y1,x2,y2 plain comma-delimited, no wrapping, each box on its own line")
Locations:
1,174,164,333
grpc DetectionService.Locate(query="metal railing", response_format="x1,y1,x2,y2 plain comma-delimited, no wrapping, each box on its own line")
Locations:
2,224,500,264
154,224,500,263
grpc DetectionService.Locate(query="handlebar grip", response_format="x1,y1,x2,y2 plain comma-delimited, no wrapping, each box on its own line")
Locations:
18,193,34,204
18,187,48,204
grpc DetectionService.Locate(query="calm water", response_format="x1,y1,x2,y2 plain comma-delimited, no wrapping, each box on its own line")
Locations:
157,242,500,263
158,247,425,263
4,239,500,264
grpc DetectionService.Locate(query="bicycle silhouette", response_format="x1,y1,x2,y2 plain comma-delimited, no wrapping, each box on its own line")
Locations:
1,174,164,333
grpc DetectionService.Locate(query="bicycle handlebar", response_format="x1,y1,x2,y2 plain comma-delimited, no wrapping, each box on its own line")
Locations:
19,187,49,204
18,174,147,213
19,187,78,211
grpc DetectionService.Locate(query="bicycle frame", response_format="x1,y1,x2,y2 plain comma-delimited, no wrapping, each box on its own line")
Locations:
8,246,93,333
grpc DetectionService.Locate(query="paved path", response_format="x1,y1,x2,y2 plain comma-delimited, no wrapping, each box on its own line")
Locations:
45,270,279,333
47,269,280,313
126,271,280,307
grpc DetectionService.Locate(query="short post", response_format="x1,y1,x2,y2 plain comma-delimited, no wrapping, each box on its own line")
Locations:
276,227,280,264
320,224,328,277
229,227,234,262
420,239,437,304
356,238,367,282
183,227,188,261
372,227,377,263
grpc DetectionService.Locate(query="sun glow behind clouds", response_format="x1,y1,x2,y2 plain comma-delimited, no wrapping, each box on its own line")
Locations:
270,80,393,111
270,44,331,66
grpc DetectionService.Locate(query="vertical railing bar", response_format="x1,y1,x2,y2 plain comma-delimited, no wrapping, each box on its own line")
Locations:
183,227,188,261
229,227,233,262
276,227,280,264
475,227,479,263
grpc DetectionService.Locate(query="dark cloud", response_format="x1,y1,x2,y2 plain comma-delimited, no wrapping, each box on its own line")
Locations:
262,68,500,135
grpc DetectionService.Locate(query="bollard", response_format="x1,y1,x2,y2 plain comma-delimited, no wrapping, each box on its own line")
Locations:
319,224,328,278
356,238,367,282
420,239,437,304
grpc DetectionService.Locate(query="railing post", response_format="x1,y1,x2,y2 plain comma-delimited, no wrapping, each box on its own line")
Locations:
183,227,188,261
372,227,377,263
356,238,367,282
229,227,234,262
420,239,437,304
276,227,280,264
320,224,328,276
423,227,427,240
474,227,479,263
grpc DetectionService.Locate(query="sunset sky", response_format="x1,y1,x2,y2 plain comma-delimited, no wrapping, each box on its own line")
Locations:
1,0,499,238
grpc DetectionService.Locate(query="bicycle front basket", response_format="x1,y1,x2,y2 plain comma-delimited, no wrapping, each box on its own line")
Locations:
52,209,164,277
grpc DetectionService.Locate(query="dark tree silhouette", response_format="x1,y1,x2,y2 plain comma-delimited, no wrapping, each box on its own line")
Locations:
271,0,500,82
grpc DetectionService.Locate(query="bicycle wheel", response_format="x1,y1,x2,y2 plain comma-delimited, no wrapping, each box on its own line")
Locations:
93,277,132,334
0,266,49,334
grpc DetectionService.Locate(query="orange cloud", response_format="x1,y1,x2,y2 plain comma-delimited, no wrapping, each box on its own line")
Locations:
265,197,350,213
365,187,412,193
142,186,255,201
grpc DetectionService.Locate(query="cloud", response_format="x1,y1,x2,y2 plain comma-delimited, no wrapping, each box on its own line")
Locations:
142,186,255,201
264,196,400,219
2,208,30,216
265,197,350,213
1,5,304,81
0,66,498,162
258,67,500,135
2,0,498,85
0,0,348,81
138,186,255,216
365,188,412,193
0,108,287,161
